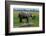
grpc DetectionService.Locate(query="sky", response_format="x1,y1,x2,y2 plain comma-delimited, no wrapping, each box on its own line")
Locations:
12,5,39,12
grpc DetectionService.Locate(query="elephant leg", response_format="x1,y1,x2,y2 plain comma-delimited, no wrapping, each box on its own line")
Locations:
27,18,29,23
20,18,22,23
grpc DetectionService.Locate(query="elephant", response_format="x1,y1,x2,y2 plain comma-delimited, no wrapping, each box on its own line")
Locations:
18,12,32,23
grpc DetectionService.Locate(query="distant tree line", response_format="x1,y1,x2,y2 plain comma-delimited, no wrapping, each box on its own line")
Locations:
14,8,39,12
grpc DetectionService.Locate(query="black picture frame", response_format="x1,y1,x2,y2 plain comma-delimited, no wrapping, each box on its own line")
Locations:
5,1,45,35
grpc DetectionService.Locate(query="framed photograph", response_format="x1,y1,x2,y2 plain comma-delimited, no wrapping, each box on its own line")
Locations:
5,1,45,35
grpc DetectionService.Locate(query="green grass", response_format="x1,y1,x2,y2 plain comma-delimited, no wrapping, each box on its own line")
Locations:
13,11,39,28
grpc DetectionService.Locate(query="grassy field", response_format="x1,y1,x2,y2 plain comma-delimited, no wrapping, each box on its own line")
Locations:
13,11,39,28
